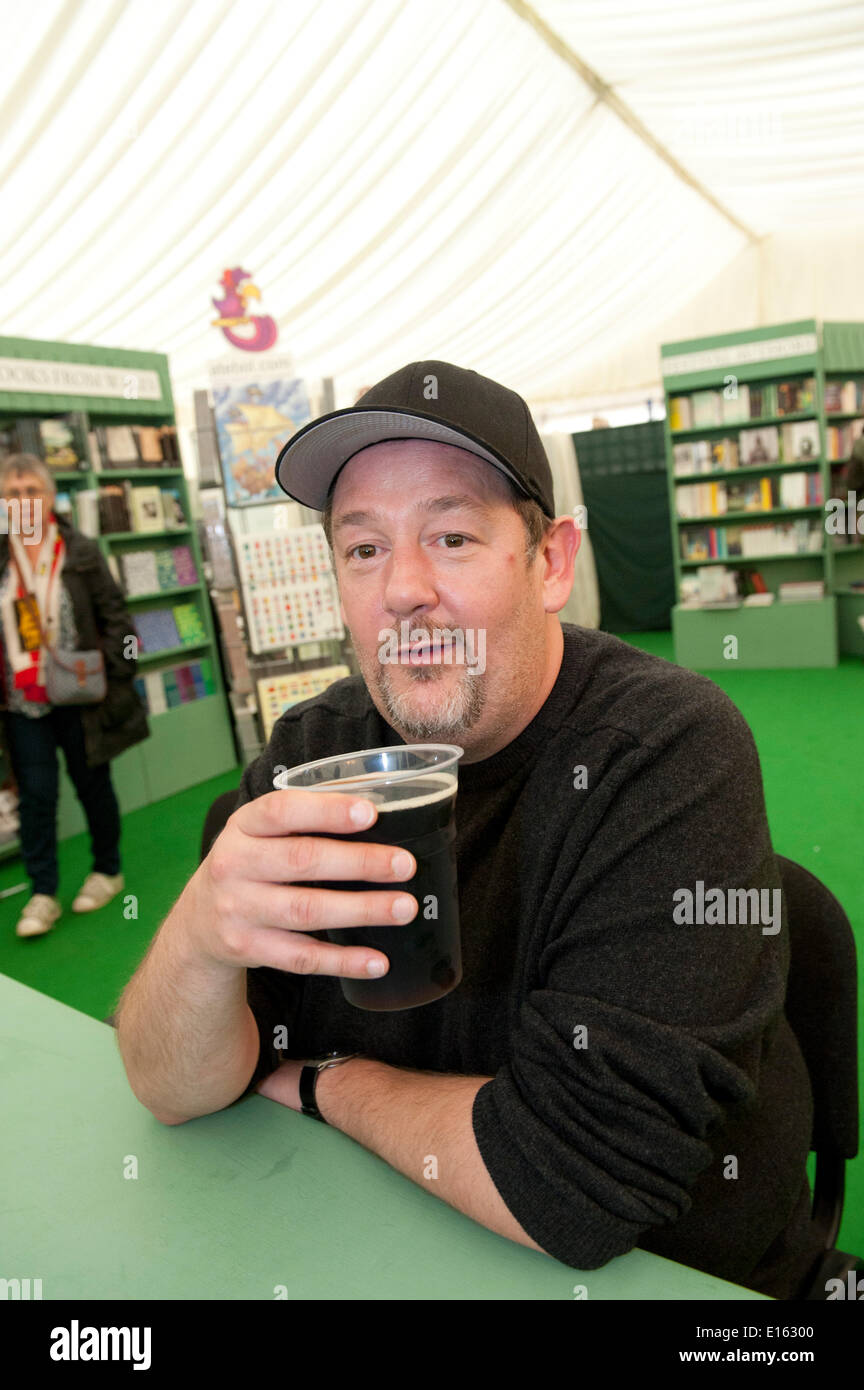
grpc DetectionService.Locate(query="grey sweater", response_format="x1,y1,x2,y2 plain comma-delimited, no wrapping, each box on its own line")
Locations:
234,623,822,1299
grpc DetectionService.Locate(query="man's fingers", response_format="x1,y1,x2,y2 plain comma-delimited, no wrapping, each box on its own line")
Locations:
231,788,380,838
215,878,418,947
210,828,415,887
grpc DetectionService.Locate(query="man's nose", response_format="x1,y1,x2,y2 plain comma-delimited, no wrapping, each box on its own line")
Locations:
381,542,440,616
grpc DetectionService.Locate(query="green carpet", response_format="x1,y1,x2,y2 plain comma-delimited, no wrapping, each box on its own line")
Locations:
1,636,861,1272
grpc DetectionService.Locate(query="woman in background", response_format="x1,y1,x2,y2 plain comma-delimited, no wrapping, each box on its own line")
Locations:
0,454,148,937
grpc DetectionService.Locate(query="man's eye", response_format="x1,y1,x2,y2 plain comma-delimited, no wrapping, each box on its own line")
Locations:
346,535,470,559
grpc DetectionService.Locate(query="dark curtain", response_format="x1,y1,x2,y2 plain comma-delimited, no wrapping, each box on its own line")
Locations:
573,422,675,633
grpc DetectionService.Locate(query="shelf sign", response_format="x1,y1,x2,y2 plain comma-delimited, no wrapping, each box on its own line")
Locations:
662,333,819,379
0,357,162,402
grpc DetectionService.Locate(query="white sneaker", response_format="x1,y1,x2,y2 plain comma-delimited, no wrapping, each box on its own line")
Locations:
16,894,62,938
72,871,124,913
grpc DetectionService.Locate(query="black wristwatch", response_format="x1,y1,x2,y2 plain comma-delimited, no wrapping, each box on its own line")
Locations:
299,1051,361,1123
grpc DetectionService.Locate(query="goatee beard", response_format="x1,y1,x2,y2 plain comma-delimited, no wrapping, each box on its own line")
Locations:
371,661,486,741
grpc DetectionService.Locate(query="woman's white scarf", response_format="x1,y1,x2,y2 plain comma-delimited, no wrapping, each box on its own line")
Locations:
1,518,64,693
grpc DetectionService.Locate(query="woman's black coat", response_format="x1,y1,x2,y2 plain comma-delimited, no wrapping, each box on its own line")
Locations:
0,512,150,766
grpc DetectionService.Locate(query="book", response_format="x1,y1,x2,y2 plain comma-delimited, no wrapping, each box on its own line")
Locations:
781,420,820,462
669,397,692,431
121,550,160,596
171,545,197,586
97,482,132,534
197,656,216,694
188,661,207,699
747,383,778,419
162,668,182,708
104,426,139,465
739,426,779,466
779,473,808,508
134,608,180,653
136,427,163,463
159,425,180,463
779,581,825,602
711,438,739,471
155,549,178,589
721,385,749,424
776,378,816,415
743,593,775,605
172,601,207,645
726,478,766,513
38,415,87,471
145,672,168,714
173,665,196,703
74,489,100,537
131,486,165,533
681,528,712,562
691,390,722,427
159,486,186,529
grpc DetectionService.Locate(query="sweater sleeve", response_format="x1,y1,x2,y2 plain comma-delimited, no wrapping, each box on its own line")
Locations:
471,685,788,1270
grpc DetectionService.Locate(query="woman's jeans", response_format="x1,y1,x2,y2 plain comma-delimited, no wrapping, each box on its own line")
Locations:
4,706,121,897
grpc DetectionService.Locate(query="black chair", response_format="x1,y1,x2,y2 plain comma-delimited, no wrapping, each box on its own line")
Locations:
776,854,862,1300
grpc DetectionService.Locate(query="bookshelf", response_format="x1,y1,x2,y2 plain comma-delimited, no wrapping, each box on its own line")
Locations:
661,320,864,669
0,335,237,860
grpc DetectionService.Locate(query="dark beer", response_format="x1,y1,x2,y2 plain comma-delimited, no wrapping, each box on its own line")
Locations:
317,770,461,1010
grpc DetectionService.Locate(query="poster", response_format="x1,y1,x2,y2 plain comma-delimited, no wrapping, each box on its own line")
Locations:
212,378,311,507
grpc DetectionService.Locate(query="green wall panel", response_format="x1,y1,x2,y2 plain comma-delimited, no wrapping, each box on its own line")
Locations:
672,598,838,670
822,322,864,374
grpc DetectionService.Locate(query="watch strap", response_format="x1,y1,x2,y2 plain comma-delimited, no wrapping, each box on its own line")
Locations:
300,1052,360,1123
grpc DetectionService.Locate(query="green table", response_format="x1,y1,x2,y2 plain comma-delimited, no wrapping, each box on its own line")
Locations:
0,974,766,1300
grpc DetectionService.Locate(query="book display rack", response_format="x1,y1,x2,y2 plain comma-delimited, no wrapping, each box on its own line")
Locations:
661,320,864,669
0,335,236,858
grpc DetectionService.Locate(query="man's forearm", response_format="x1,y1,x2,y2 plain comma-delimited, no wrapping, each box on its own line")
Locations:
114,872,260,1124
314,1057,548,1257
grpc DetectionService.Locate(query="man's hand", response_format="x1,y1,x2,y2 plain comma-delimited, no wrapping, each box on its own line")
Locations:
188,788,421,980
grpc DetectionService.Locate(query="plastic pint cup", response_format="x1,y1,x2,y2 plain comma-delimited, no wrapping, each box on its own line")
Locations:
273,745,463,1010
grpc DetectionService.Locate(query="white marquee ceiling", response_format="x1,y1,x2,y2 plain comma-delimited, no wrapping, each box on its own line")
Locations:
2,0,863,412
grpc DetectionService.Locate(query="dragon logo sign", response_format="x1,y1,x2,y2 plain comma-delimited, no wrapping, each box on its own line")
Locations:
211,267,278,352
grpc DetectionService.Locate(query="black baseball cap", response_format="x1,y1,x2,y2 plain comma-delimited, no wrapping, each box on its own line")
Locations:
274,360,556,518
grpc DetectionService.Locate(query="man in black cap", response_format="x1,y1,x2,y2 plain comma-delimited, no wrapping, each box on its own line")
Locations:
116,361,823,1300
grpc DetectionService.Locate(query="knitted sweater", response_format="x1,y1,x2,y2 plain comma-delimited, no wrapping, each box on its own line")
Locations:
234,623,822,1299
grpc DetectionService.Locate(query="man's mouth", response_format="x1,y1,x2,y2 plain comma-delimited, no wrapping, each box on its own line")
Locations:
398,639,453,666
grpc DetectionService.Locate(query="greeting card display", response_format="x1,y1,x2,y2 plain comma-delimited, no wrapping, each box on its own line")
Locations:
236,524,343,652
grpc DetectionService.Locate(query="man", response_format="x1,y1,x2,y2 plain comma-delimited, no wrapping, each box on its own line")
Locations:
116,361,822,1299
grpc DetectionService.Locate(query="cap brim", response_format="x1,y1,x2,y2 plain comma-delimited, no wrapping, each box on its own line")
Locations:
274,409,524,510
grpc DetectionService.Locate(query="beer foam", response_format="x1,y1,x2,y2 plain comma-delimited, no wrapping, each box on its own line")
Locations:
316,769,457,810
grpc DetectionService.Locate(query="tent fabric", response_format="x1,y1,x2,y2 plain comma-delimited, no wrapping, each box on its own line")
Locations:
542,431,600,630
1,0,862,409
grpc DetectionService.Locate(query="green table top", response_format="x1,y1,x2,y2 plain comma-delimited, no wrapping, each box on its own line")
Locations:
0,973,766,1300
